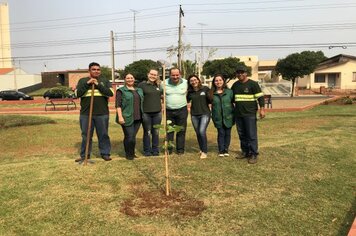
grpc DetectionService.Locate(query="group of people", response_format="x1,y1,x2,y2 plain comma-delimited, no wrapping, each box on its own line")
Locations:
76,62,265,165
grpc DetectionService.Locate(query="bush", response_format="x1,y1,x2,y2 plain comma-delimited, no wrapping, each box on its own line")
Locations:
43,86,75,99
342,96,353,105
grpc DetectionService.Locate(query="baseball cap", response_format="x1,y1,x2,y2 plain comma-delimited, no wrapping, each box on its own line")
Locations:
236,66,247,74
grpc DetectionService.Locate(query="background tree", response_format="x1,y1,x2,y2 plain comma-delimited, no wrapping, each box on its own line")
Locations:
115,69,124,80
275,50,327,97
202,57,249,83
182,60,197,77
124,59,160,83
99,65,112,80
205,47,218,61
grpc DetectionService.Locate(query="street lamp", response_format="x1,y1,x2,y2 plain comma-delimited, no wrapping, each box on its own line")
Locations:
130,9,139,62
197,23,207,63
197,23,207,81
328,45,347,49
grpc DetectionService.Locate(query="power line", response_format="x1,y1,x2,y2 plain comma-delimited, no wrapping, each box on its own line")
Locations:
5,21,355,49
3,2,355,33
186,3,356,14
7,5,177,25
5,42,356,62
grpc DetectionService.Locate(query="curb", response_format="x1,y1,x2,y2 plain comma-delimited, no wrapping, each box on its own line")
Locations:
348,217,356,236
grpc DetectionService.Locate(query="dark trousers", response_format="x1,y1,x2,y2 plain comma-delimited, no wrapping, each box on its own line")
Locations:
235,116,259,157
191,114,210,153
80,114,111,158
166,106,188,154
121,120,141,159
142,112,162,155
217,125,232,153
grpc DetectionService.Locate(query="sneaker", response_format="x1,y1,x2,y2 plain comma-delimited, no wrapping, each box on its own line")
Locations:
218,153,224,157
200,152,207,159
248,156,258,164
224,152,230,157
102,156,112,161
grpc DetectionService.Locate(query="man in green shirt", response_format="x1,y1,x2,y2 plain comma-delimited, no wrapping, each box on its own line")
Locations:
231,66,265,164
75,62,114,163
165,68,188,155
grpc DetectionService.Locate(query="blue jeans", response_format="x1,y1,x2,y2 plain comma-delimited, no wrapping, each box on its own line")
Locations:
121,120,141,159
80,114,111,158
235,116,258,157
166,106,188,154
142,112,162,156
191,114,210,153
217,126,232,153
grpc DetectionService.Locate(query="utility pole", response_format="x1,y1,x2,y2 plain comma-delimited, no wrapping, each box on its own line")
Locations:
197,23,207,64
110,31,115,81
177,5,184,71
12,59,17,91
130,9,138,62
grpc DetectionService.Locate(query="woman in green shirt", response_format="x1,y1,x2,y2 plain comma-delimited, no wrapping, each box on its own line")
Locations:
209,74,234,157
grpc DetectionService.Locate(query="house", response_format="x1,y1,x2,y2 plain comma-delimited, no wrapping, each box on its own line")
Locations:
297,54,356,92
0,68,41,92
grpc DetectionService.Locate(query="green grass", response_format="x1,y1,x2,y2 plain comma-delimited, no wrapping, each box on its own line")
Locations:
0,105,355,235
0,115,56,128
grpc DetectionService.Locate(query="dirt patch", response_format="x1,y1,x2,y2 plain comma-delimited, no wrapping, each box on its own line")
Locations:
120,184,206,218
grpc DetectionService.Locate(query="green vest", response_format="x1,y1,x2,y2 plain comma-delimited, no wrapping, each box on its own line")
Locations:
211,89,234,128
116,86,144,126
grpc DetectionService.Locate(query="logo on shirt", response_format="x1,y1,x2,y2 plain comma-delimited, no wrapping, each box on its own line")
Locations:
244,88,249,93
200,91,206,96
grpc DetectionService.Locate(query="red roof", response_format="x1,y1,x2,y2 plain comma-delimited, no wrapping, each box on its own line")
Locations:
0,68,14,75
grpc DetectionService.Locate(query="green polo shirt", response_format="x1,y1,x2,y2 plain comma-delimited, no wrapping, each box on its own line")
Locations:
165,78,188,109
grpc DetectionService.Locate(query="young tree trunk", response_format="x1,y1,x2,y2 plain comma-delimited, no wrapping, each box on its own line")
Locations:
291,78,296,97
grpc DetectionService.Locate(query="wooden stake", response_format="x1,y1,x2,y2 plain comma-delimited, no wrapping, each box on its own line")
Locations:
84,83,95,166
162,64,170,196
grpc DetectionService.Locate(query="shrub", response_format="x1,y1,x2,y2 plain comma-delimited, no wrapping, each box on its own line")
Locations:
342,96,353,105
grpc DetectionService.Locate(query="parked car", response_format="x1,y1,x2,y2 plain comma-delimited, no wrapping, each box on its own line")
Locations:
0,90,34,101
43,87,76,100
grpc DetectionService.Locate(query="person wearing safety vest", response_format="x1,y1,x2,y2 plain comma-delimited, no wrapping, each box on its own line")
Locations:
231,66,265,164
75,62,114,163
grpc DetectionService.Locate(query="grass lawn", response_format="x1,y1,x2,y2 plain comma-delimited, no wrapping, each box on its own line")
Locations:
0,105,355,235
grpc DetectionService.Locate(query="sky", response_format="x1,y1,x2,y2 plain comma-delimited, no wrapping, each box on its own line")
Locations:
3,0,356,74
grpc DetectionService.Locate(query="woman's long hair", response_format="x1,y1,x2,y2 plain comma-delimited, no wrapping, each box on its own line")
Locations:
187,74,202,92
209,74,227,100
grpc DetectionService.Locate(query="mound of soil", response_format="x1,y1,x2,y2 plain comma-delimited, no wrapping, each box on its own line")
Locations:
121,185,206,218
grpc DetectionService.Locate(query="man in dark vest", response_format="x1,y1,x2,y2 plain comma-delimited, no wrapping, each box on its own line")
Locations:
231,66,265,164
75,62,114,163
